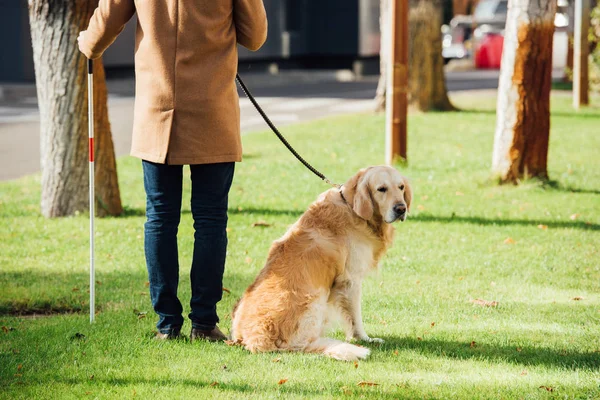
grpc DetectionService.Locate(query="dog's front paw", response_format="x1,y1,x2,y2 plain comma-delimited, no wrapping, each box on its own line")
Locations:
353,334,385,344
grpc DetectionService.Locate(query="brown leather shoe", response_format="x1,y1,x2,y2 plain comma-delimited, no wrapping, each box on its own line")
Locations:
190,326,227,342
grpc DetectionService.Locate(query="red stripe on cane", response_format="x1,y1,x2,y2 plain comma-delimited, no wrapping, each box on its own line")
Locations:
89,138,94,162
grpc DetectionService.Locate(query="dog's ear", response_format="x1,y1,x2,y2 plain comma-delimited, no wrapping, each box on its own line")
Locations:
403,178,412,211
354,179,374,220
343,168,373,220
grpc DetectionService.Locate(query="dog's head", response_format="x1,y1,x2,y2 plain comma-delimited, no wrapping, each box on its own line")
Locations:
343,166,412,223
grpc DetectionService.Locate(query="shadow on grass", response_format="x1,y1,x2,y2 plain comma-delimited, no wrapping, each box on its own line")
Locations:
122,207,598,230
540,180,600,195
380,336,600,370
122,207,304,218
413,213,599,231
53,377,385,398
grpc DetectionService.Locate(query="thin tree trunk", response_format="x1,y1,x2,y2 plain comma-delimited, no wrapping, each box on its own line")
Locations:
375,0,455,112
492,0,556,183
29,0,122,217
408,1,455,111
374,0,389,112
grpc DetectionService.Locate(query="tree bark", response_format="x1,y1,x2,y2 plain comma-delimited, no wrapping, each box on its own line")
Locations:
492,0,556,184
408,1,455,111
374,0,390,112
375,0,455,112
29,0,122,217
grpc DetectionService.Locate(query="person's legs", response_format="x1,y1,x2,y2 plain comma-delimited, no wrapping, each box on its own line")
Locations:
188,162,235,330
143,160,185,334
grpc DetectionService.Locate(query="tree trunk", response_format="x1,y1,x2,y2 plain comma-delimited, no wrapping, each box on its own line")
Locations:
492,0,556,184
408,1,455,111
374,0,390,112
29,0,123,217
375,0,455,112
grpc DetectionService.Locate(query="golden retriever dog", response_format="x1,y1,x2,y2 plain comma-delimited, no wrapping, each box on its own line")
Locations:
231,166,412,361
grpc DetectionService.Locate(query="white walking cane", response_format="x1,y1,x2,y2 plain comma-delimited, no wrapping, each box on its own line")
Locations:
87,59,95,323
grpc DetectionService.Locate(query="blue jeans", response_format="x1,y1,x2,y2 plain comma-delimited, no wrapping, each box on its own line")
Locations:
143,160,234,334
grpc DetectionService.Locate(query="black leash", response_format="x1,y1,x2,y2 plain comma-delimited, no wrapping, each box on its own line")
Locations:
235,73,341,189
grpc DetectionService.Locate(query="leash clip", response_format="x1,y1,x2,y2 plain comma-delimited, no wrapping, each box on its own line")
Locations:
324,178,342,189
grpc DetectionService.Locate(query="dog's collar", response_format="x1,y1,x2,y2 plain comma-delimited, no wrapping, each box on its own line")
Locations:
339,187,348,204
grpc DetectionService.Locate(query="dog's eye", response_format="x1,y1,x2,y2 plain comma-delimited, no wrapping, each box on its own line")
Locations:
399,185,405,191
377,186,387,193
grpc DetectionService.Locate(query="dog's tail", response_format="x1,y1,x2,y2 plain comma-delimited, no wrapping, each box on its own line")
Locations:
305,338,371,361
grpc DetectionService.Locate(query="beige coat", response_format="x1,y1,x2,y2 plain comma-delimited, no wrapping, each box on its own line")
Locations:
79,0,267,164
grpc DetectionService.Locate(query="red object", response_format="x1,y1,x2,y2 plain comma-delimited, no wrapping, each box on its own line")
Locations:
89,137,94,162
475,34,504,69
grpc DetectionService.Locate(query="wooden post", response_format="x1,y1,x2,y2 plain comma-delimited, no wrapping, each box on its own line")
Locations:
573,0,590,108
385,0,408,165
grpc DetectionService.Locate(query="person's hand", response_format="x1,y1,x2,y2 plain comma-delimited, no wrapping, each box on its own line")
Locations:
77,30,87,52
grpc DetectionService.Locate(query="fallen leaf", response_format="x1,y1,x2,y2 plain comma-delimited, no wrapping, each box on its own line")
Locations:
393,350,399,356
470,299,499,307
341,386,352,395
354,361,359,369
520,370,528,376
89,375,94,380
222,287,231,294
252,220,271,227
504,237,515,244
278,378,288,385
570,213,580,220
537,224,548,230
357,381,379,387
245,257,252,264
96,281,102,285
455,191,464,196
221,364,227,370
2,326,9,333
470,341,476,348
417,205,425,211
137,314,146,320
210,382,219,387
516,347,522,352
17,364,22,371
572,296,584,301
272,357,281,363
14,374,22,377
72,287,80,292
431,322,436,327
417,337,422,341
144,281,150,287
539,386,554,392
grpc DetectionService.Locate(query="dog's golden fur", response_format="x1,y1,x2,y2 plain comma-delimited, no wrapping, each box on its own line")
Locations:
231,166,412,361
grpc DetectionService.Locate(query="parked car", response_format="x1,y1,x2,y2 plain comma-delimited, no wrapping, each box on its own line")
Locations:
442,0,569,68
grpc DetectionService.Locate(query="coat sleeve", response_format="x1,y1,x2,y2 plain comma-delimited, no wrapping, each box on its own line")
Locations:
233,0,268,51
78,0,136,59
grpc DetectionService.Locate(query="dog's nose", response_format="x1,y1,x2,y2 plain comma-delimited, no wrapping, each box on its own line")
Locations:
394,203,407,215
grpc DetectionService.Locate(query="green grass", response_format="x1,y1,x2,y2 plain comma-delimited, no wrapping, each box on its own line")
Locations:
1,92,599,399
